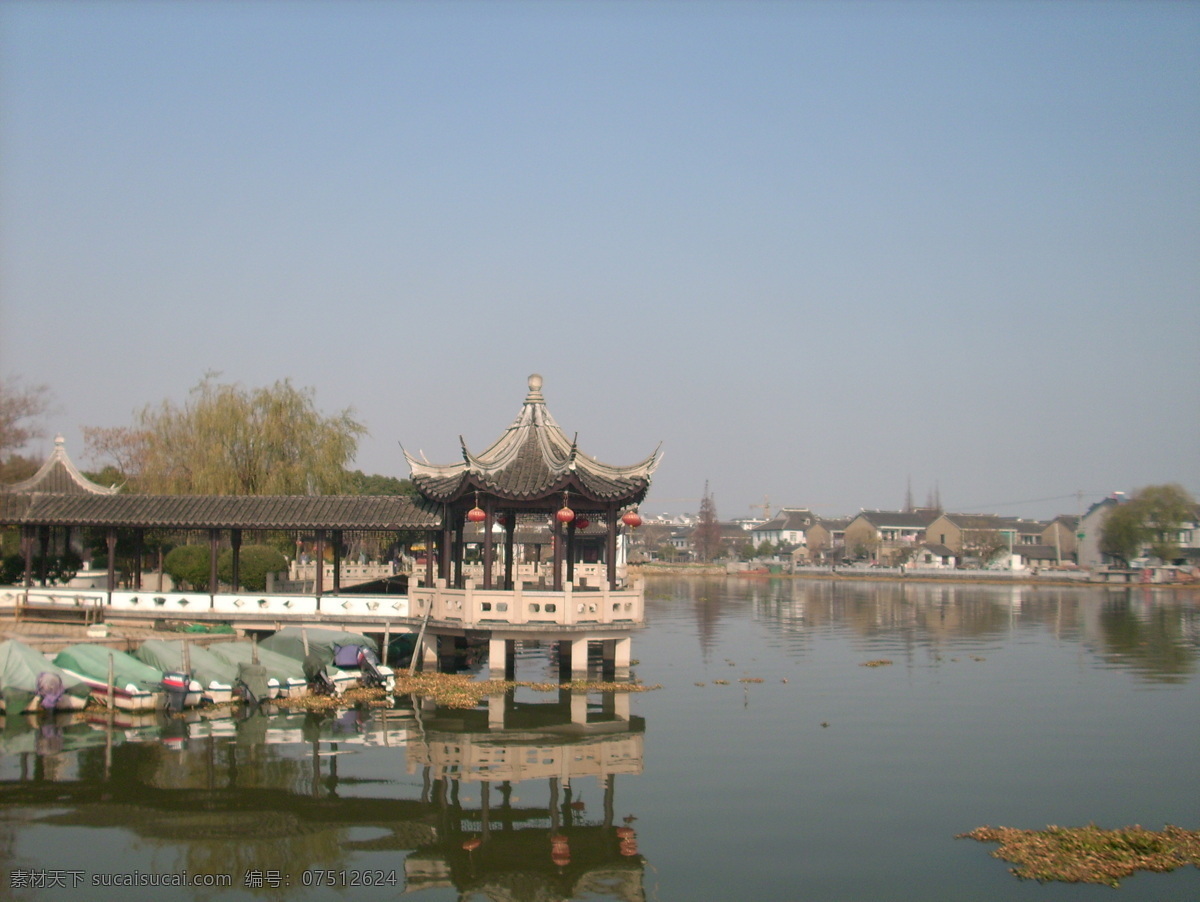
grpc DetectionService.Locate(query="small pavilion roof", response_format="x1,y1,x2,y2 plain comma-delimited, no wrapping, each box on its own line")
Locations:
3,436,119,496
405,374,661,506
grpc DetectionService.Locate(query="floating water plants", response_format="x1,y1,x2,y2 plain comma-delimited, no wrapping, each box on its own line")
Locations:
958,824,1200,886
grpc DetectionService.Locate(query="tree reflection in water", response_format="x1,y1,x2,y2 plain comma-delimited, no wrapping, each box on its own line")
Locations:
0,690,647,901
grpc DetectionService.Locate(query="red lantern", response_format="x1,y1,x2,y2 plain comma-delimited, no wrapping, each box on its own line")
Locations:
550,834,571,866
621,511,642,529
462,837,481,852
556,505,575,524
574,517,589,530
467,507,487,523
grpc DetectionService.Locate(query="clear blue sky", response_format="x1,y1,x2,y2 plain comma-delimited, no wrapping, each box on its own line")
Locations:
2,1,1197,522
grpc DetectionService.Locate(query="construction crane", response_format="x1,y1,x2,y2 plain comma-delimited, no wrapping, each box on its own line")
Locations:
750,496,772,520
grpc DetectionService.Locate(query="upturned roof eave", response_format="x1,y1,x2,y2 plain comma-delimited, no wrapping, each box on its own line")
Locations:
404,375,660,508
420,472,652,507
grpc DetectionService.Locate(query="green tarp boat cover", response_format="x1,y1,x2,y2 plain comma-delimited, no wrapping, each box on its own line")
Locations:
260,627,377,666
206,641,306,682
0,639,91,712
135,639,238,689
54,644,166,694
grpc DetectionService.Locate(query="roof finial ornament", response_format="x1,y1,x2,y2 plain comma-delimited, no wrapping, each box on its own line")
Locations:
526,373,544,403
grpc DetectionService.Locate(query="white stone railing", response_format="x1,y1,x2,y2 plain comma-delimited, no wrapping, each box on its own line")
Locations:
458,561,626,590
407,731,644,782
287,561,398,585
4,586,412,620
409,579,644,627
3,582,645,626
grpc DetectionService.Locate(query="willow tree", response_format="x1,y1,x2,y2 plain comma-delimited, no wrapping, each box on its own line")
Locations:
1101,484,1196,565
85,375,366,494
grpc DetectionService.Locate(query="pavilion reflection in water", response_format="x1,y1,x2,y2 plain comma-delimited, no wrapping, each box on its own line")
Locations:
0,691,647,901
405,691,645,898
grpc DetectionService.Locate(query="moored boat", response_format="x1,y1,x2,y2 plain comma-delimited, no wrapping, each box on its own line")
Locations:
260,627,381,693
0,640,91,713
205,640,308,698
53,643,203,711
134,639,236,705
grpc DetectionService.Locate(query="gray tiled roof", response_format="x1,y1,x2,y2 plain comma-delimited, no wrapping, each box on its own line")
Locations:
942,513,1043,535
854,509,940,528
0,493,440,530
405,374,660,505
3,436,118,495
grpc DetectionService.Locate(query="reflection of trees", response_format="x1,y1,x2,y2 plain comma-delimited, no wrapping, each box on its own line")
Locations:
1,695,649,901
646,576,731,661
1094,595,1199,684
644,574,1199,682
1,709,432,890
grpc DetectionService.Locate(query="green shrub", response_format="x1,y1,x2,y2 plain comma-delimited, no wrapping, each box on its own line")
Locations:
163,544,211,590
218,544,287,591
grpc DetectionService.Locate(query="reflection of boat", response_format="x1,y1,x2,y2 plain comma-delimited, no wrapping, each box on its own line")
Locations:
53,643,202,711
0,690,648,900
206,641,308,698
134,639,236,704
2,712,116,755
0,639,91,712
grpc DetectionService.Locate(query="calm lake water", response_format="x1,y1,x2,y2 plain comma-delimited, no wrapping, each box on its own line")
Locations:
2,575,1198,901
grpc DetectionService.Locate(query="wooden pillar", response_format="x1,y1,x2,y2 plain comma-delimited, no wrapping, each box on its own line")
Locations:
439,505,453,584
566,521,576,585
230,529,242,592
482,498,495,590
314,530,325,597
133,528,144,590
208,529,220,598
21,525,34,588
605,503,618,590
37,525,49,586
453,512,464,589
552,512,564,592
425,530,435,587
504,513,516,591
332,530,342,594
107,528,118,596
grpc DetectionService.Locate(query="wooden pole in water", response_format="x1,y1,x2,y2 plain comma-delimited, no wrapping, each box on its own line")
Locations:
182,640,191,676
302,628,309,657
252,634,259,665
105,650,115,777
383,622,391,667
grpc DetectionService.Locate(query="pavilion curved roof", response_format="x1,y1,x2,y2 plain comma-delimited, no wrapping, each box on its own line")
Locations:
5,436,119,496
404,374,661,506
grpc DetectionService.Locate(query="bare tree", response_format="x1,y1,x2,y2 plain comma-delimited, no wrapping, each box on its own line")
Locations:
693,482,722,563
960,529,1009,567
0,376,53,457
0,376,55,482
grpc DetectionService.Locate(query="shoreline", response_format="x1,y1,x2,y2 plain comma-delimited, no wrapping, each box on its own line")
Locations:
631,563,1200,592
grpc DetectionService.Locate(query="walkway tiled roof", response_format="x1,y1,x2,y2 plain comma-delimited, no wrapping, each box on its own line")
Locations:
0,492,440,530
405,374,661,505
